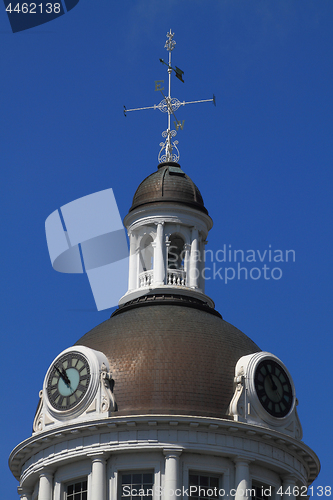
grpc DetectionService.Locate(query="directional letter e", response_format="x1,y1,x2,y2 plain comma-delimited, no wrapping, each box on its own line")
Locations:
155,80,164,91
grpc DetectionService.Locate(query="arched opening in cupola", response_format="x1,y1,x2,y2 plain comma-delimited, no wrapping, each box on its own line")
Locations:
168,234,185,269
167,233,186,286
138,234,154,286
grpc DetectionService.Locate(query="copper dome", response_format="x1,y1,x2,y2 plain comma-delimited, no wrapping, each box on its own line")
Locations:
75,296,260,418
130,162,208,215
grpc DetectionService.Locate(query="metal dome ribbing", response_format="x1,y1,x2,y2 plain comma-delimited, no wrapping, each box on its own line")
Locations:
130,162,208,214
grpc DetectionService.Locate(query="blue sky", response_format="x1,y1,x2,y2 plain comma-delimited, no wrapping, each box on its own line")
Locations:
1,0,333,496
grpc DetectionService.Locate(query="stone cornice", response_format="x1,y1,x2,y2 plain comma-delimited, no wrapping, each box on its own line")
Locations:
9,414,320,486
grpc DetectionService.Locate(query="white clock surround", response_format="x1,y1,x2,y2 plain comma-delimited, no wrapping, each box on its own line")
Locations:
228,352,302,439
33,346,116,432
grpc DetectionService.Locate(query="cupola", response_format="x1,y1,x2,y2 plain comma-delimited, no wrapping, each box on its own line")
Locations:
119,161,214,307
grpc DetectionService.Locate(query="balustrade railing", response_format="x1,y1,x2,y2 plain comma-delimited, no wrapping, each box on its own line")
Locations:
138,269,187,287
167,269,186,286
139,270,153,287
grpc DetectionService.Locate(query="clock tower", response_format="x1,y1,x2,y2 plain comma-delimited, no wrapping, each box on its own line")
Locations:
9,30,320,500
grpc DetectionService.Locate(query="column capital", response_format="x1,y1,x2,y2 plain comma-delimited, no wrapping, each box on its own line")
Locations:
17,486,32,497
234,456,253,465
282,475,296,484
163,447,183,458
87,451,109,462
38,468,54,478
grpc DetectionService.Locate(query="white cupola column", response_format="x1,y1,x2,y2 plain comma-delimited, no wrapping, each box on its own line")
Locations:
128,231,138,291
17,487,32,500
234,458,251,500
38,470,53,500
183,243,190,286
90,454,107,500
163,448,182,500
154,222,164,285
189,228,199,288
199,239,207,292
165,237,171,284
282,476,297,500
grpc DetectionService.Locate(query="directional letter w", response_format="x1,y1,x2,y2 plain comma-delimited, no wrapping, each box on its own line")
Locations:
174,120,185,130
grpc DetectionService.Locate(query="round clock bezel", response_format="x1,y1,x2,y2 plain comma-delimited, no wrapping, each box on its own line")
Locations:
43,346,101,420
46,351,91,412
246,352,296,424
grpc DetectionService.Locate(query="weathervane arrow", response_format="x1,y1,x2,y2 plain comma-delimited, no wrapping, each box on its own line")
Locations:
124,29,216,163
159,58,184,83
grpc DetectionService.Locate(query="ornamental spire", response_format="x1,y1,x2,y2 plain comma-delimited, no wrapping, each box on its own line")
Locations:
124,29,216,164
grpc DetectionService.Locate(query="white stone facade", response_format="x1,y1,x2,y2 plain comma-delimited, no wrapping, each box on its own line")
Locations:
11,415,319,500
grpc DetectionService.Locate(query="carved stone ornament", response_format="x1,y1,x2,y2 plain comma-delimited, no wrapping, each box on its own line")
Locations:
32,390,43,433
100,363,117,413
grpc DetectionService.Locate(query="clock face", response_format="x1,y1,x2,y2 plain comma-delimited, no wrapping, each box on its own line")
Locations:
46,352,91,411
254,358,293,418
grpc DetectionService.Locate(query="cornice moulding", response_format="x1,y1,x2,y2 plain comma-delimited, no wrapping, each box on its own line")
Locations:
9,414,320,485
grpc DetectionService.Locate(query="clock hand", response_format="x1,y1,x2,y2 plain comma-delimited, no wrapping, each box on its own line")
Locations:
61,369,76,393
61,368,71,386
267,372,277,391
268,373,283,400
55,365,71,386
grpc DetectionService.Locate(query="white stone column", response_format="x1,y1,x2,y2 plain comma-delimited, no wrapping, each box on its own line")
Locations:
234,458,251,500
135,246,140,289
17,487,32,500
154,222,164,285
165,238,171,284
128,231,138,291
189,228,199,288
282,476,296,500
90,454,106,500
53,480,61,500
38,471,53,500
198,239,206,292
184,243,190,286
163,448,182,500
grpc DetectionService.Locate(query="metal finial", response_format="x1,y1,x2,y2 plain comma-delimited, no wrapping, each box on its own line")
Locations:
165,29,176,52
158,130,179,163
123,30,215,164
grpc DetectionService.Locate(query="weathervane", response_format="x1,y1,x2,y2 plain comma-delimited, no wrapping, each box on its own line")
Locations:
124,29,216,163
